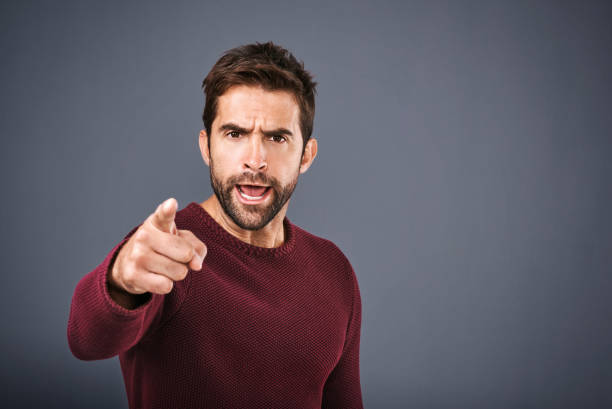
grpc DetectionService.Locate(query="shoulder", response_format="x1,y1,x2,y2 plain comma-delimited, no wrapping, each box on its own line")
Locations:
292,223,361,322
293,223,347,257
292,223,358,284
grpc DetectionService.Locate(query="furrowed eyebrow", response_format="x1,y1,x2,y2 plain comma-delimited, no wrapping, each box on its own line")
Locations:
219,123,251,134
262,127,293,138
219,122,293,138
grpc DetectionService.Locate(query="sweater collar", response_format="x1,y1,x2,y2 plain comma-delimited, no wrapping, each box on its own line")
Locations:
185,202,297,258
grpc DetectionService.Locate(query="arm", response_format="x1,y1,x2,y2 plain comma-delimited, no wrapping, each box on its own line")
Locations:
66,223,165,360
322,267,364,409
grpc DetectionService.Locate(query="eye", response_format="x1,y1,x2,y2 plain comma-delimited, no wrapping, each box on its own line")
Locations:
271,135,286,143
228,131,241,138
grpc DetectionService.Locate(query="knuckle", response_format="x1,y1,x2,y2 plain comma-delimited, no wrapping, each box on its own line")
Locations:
122,270,136,287
159,279,174,294
124,281,138,293
134,228,149,243
131,244,147,263
176,265,189,280
182,248,194,262
125,258,139,273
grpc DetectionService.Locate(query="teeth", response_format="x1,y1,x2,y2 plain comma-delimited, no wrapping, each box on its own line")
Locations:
238,187,266,200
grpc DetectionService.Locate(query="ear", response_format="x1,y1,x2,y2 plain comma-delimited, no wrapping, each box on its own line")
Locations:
199,129,211,167
299,137,318,174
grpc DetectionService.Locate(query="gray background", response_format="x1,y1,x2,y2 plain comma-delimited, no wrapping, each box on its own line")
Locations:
1,0,611,408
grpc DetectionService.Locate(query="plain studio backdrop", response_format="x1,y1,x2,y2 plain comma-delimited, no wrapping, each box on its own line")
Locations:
1,1,611,408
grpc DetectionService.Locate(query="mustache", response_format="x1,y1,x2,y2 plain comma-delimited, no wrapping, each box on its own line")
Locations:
230,173,276,187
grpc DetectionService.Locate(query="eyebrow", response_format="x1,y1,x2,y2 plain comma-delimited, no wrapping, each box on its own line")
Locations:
218,122,293,138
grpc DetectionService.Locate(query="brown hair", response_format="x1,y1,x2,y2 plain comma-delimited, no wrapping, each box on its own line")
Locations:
202,41,317,153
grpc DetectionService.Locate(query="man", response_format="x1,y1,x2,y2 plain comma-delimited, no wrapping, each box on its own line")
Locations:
67,41,364,409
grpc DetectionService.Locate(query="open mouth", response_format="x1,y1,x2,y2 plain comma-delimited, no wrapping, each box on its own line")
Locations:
236,184,272,203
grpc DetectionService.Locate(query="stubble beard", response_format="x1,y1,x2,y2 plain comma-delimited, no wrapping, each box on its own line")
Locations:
209,158,300,231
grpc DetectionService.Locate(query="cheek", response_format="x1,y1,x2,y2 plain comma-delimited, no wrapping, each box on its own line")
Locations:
276,164,301,186
269,147,301,166
210,151,236,173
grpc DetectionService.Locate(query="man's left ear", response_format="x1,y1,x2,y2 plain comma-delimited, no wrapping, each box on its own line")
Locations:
299,137,318,174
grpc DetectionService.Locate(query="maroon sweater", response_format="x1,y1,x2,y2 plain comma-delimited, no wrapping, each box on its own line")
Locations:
67,202,363,408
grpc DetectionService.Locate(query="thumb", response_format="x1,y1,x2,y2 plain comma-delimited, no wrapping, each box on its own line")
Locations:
150,197,178,234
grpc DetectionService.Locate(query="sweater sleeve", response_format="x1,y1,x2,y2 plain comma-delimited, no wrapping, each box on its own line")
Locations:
67,223,166,361
321,265,364,409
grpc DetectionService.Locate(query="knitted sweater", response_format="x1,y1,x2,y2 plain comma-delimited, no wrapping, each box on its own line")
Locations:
67,202,363,409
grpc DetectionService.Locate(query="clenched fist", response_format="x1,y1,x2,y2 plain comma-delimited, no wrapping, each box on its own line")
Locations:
108,198,207,307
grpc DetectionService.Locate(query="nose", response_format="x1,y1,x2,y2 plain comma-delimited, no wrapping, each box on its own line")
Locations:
244,137,267,171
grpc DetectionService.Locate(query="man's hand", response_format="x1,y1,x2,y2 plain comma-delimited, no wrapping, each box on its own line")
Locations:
109,198,207,298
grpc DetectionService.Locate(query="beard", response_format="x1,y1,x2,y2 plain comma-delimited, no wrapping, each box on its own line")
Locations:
208,159,299,231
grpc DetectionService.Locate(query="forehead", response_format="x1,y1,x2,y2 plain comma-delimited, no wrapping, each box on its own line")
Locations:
214,85,300,129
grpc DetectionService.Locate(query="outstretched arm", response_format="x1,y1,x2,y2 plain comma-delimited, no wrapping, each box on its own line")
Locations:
67,223,165,360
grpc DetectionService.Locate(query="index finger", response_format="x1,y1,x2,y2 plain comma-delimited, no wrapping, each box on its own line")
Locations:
148,197,178,234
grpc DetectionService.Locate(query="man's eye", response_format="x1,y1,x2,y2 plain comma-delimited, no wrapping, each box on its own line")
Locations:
271,135,286,143
228,131,240,138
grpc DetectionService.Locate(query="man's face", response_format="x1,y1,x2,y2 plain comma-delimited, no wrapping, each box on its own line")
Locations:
200,85,316,231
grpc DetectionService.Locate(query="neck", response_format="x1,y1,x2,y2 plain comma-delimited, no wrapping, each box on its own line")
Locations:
199,195,287,248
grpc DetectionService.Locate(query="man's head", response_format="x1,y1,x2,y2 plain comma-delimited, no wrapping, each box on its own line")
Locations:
198,42,318,231
202,41,317,155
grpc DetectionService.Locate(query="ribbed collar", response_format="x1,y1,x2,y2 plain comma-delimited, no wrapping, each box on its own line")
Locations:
185,202,297,259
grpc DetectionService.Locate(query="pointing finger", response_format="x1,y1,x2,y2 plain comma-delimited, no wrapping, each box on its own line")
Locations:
149,197,178,234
